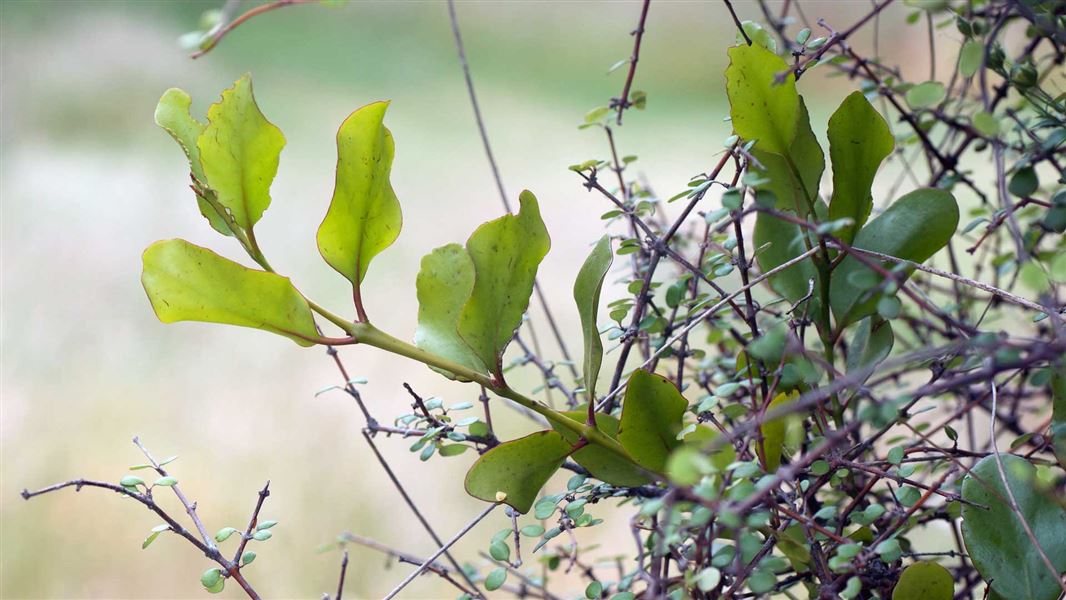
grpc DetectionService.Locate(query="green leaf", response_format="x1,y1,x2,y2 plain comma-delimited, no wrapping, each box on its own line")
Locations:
1009,167,1039,198
414,244,488,380
973,112,1000,137
154,88,231,236
961,454,1066,600
905,81,946,109
845,317,894,382
201,568,222,589
484,567,507,591
830,188,959,327
120,476,144,487
215,527,239,542
725,44,799,155
617,370,688,473
153,476,178,487
666,425,736,486
760,391,800,471
240,551,256,566
750,99,824,303
489,539,510,562
574,236,613,400
198,74,285,232
141,239,318,346
959,40,984,77
317,101,402,293
458,191,551,376
552,409,650,487
464,430,573,513
827,91,895,243
1050,363,1066,470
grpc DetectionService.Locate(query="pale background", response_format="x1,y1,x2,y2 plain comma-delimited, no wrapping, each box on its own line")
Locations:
3,1,967,598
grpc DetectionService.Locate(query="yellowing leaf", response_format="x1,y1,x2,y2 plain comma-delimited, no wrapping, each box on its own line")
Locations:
725,44,799,155
759,391,800,471
458,191,550,377
414,244,487,380
198,74,286,232
317,101,402,291
141,239,317,346
154,88,231,236
464,430,573,513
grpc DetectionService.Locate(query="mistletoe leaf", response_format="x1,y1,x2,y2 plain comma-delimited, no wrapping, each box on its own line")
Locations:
464,430,573,513
573,235,613,400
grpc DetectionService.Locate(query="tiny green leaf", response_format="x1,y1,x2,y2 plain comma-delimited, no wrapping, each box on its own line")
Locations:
959,40,984,77
120,476,144,487
215,527,239,542
617,370,688,473
485,567,507,591
201,568,222,589
414,244,487,380
198,74,285,232
961,454,1066,600
827,91,895,243
760,391,799,472
489,539,510,562
256,520,277,530
252,530,272,541
153,476,177,487
458,191,551,377
725,44,799,155
141,239,318,346
241,551,256,566
464,430,573,513
905,81,946,109
574,236,613,400
892,561,953,600
317,101,402,298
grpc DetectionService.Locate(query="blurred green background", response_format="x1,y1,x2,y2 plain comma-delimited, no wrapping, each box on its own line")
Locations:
2,1,939,597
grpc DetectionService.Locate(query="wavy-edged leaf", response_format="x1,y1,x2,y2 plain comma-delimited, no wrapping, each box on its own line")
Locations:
725,43,799,156
961,454,1066,600
464,430,573,513
414,244,488,380
141,239,317,346
317,101,402,290
154,88,232,236
198,74,285,232
827,91,895,243
751,99,824,303
830,188,959,327
552,409,649,487
617,370,688,473
892,561,953,600
458,191,550,376
574,236,613,399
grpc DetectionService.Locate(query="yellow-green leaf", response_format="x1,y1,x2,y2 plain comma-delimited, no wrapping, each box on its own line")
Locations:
617,370,688,473
198,74,285,232
464,430,573,513
316,101,402,289
414,244,488,380
725,43,799,155
573,236,613,399
458,191,550,377
759,391,800,471
552,409,649,487
666,425,736,486
830,188,959,327
154,88,232,236
827,91,895,243
141,239,317,346
892,561,953,600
